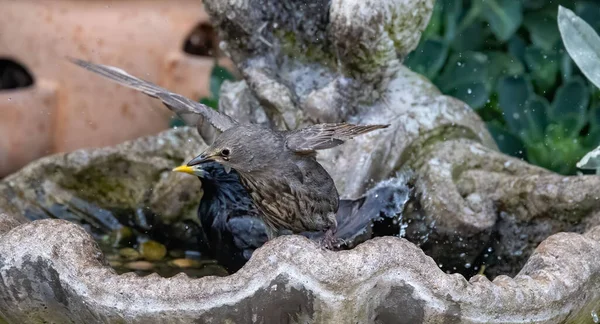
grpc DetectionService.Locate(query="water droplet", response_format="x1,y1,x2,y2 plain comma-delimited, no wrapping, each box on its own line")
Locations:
592,310,599,323
464,263,472,269
467,88,472,94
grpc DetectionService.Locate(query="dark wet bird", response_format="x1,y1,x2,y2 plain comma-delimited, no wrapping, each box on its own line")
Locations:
69,58,389,248
173,161,409,273
173,161,267,272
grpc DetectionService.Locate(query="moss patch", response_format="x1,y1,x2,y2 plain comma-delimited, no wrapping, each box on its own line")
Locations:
58,157,161,208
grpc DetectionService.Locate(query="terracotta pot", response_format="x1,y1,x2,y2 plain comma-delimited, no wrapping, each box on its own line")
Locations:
0,80,58,176
0,0,235,177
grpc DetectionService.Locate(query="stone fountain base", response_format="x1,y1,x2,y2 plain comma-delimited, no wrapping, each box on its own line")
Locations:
1,128,599,323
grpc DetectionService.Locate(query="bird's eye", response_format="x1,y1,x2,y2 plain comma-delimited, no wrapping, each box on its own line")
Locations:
221,148,230,157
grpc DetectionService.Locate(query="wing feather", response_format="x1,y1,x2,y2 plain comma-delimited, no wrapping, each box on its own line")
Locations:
68,57,237,132
285,123,389,152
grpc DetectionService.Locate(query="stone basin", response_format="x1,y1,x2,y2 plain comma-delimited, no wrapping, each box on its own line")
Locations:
0,128,599,323
2,0,600,322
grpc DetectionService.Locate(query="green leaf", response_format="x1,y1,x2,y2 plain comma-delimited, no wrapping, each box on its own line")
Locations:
575,1,600,34
487,51,525,84
582,128,600,150
455,4,482,35
210,65,235,98
550,77,590,137
550,77,590,118
479,0,523,41
436,52,489,91
478,93,505,123
524,46,559,92
508,35,527,64
527,124,587,174
442,0,463,42
558,6,600,90
447,82,489,109
589,103,600,131
404,38,449,80
423,0,443,39
496,75,534,137
435,52,490,109
487,122,526,159
525,142,552,170
169,116,186,128
451,22,486,52
560,50,573,81
523,0,547,10
200,97,219,111
524,9,561,51
522,95,550,143
590,82,600,107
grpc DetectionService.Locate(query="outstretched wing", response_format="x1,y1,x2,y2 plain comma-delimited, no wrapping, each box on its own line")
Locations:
68,57,238,132
285,123,389,152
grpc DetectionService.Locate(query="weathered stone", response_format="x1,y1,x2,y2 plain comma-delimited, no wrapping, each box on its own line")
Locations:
109,227,134,247
148,171,203,224
0,219,599,323
169,258,202,269
139,241,167,262
0,127,205,227
124,261,154,271
1,0,600,322
119,248,141,261
203,0,600,277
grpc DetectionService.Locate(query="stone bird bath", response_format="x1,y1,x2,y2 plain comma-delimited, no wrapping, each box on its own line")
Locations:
1,0,600,323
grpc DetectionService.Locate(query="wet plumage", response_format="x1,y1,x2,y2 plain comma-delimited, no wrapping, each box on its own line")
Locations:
191,161,267,272
188,161,409,273
70,58,389,248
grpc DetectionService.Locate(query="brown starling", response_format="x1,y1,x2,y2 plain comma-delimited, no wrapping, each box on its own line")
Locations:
173,161,267,272
173,161,408,273
69,58,389,248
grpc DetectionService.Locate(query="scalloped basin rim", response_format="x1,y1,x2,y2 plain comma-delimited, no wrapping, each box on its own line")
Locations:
1,217,600,322
0,128,599,322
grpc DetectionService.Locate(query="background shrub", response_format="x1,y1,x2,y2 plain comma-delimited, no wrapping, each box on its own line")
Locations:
404,0,600,175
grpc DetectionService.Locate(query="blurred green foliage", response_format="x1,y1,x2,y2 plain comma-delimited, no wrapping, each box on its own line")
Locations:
201,64,235,110
169,62,236,128
404,0,600,175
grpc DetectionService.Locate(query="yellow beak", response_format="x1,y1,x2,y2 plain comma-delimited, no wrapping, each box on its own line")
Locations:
172,165,195,175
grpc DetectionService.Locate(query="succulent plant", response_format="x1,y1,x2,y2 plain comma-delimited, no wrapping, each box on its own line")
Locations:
559,5,600,174
404,0,600,175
